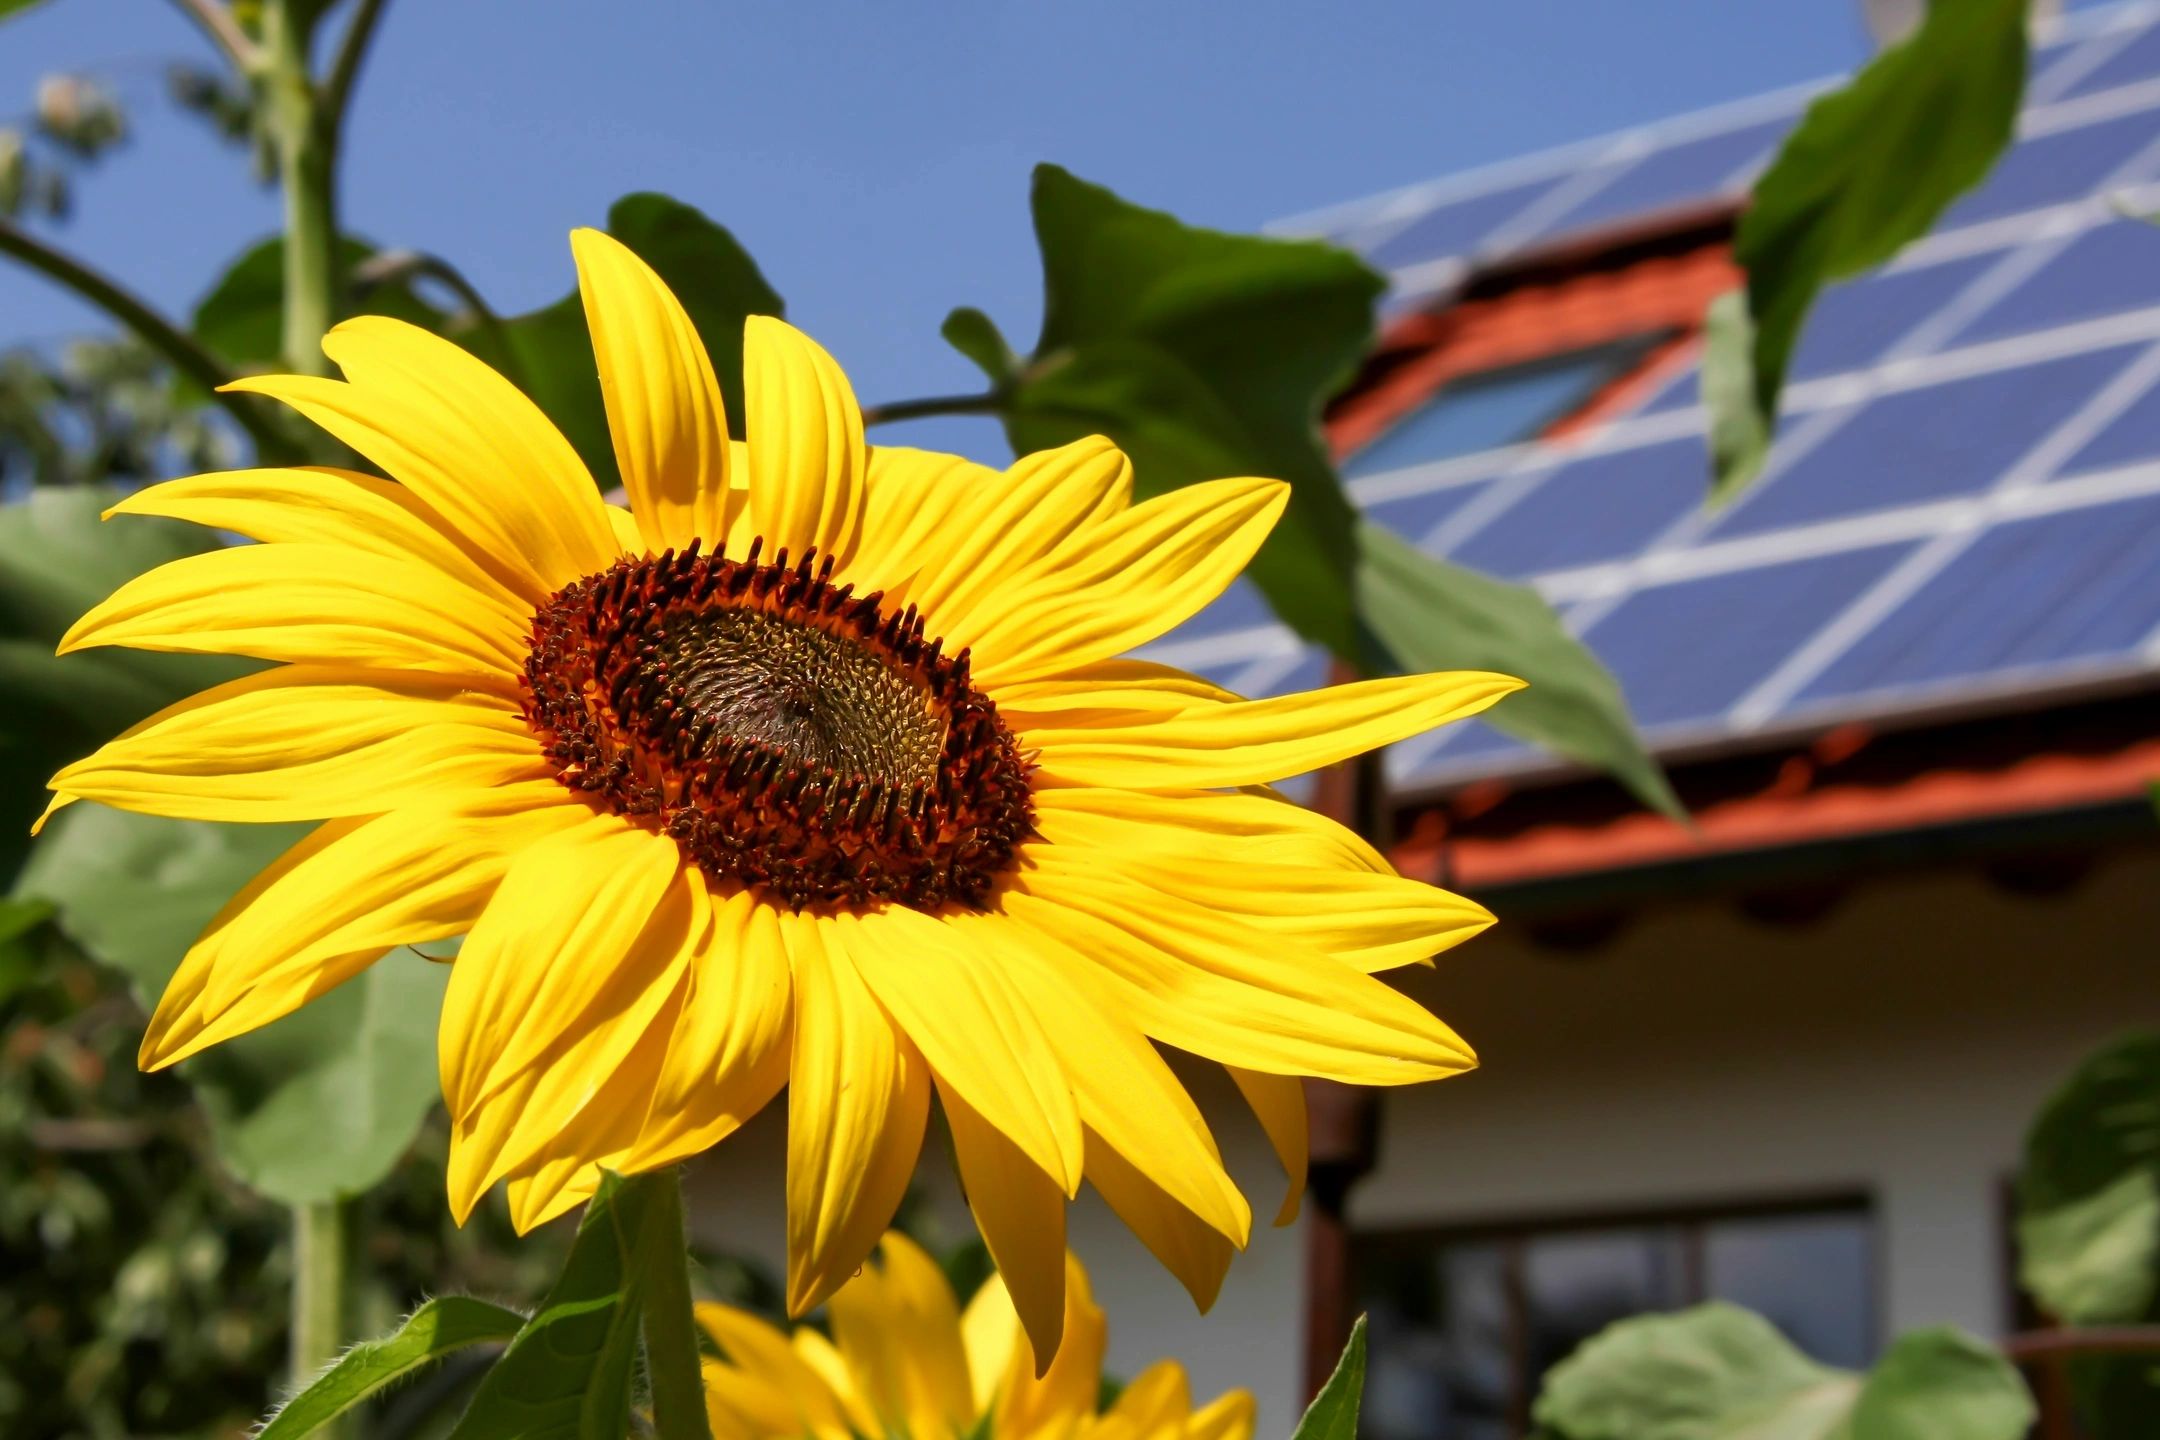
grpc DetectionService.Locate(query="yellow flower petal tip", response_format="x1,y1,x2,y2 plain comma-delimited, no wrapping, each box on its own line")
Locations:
702,1232,1257,1440
40,234,1501,1366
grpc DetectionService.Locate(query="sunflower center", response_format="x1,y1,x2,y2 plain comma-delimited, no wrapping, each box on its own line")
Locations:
521,540,1033,911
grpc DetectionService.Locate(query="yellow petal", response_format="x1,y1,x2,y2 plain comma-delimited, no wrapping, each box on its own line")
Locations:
698,1304,862,1440
1034,803,1493,972
436,815,685,1122
991,659,1239,722
969,1252,1108,1440
956,908,1247,1246
624,885,792,1171
1007,856,1475,1084
743,316,864,569
1112,1361,1192,1433
1085,1129,1236,1313
1032,786,1390,874
231,320,618,600
140,784,583,1069
59,542,529,682
48,666,543,825
941,1076,1068,1375
848,446,1001,600
829,1233,975,1440
784,913,931,1315
606,502,646,554
967,477,1288,688
834,904,1082,1196
106,466,531,615
1225,1067,1307,1226
572,228,736,552
1028,671,1524,789
1187,1391,1258,1440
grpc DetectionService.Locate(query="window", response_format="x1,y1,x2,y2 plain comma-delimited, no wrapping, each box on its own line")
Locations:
1352,1198,1876,1440
1341,344,1651,481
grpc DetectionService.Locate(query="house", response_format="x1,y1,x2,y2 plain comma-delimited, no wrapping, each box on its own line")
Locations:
687,5,2160,1434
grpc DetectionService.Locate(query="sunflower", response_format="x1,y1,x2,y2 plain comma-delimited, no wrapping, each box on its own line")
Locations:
44,227,1517,1362
700,1231,1254,1440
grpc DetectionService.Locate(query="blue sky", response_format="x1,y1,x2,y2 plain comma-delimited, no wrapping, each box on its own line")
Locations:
2,1,1882,462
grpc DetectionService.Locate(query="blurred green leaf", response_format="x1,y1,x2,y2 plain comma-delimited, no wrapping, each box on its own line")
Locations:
991,163,1374,658
16,803,448,1206
260,1296,525,1440
1708,0,2027,501
1289,1315,1366,1440
447,1171,659,1440
941,305,1017,388
1358,523,1682,819
497,192,784,489
1534,1304,2029,1440
1848,1329,2035,1440
0,0,53,20
2020,1168,2159,1327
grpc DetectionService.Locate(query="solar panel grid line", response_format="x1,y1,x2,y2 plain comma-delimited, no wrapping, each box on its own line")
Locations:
1476,135,1653,256
2020,67,2160,141
1139,621,1293,670
2026,10,2156,104
1886,190,2111,274
1227,646,1321,698
1345,443,1535,507
1723,335,2160,728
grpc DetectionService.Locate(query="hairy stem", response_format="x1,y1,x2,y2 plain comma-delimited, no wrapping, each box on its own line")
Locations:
0,217,294,458
639,1173,714,1440
261,0,336,377
290,1199,347,1432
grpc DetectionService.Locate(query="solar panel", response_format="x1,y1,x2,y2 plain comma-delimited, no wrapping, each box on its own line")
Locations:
1362,179,1560,271
2058,17,2160,101
1709,345,2144,538
1344,352,1632,478
1938,106,2160,230
2059,369,2160,474
1527,117,1793,240
1176,576,1275,640
1449,437,1709,578
1797,490,2160,704
1789,253,2000,380
1361,481,1488,549
1952,218,2160,345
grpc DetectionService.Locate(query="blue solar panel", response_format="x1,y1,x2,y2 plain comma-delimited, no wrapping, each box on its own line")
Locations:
1789,253,1998,379
2060,19,2160,101
1344,352,1629,478
1954,219,2160,344
1711,345,2144,538
1637,364,1700,415
1449,437,1706,578
1938,106,2160,230
1799,492,2160,702
1392,717,1528,784
1578,543,1919,729
1177,576,1275,639
1362,481,1487,547
1363,179,1559,270
2058,370,2160,475
1531,117,1792,239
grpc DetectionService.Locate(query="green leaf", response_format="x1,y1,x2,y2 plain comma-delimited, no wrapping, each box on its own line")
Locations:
2018,1031,2160,1324
259,1296,527,1440
1846,1329,2033,1440
1289,1315,1367,1440
941,306,1018,388
1358,522,1682,819
447,1171,664,1440
997,163,1374,659
189,233,449,396
0,0,52,20
498,192,784,489
1710,0,2027,500
1533,1303,1857,1440
15,804,449,1205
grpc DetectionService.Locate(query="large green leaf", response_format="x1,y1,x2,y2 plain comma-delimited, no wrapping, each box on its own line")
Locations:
969,164,1675,816
1533,1303,1856,1440
192,234,448,378
1358,523,1682,819
259,1296,527,1440
1289,1315,1368,1440
2016,1031,2160,1437
446,1171,661,1440
15,804,448,1206
1534,1303,2030,1440
1706,0,2027,500
495,192,784,489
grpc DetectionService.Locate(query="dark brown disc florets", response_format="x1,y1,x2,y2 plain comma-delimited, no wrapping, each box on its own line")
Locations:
521,538,1034,911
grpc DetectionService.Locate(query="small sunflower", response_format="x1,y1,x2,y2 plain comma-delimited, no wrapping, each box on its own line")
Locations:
700,1231,1254,1440
45,228,1517,1360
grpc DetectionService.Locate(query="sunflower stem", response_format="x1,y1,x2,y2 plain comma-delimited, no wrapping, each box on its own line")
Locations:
639,1171,714,1440
290,1198,348,1432
261,0,338,378
858,390,1005,426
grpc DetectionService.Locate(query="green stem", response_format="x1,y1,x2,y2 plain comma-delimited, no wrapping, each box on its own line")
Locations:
858,390,1004,427
639,1173,713,1440
0,218,295,459
290,1199,347,1393
261,0,337,377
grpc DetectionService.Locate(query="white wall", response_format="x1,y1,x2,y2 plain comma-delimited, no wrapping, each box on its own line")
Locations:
685,846,2160,1430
